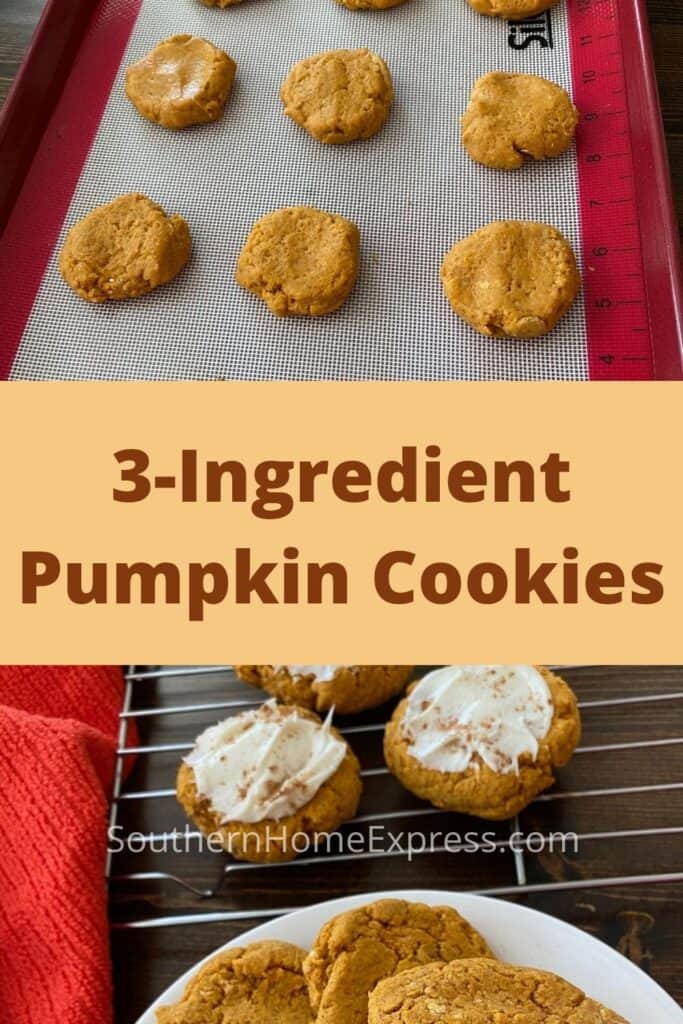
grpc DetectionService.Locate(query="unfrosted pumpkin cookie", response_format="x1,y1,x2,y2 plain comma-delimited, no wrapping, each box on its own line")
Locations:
384,665,581,820
467,0,560,19
234,665,413,715
199,0,245,7
281,49,393,144
177,701,362,863
236,206,360,316
125,35,236,130
156,941,313,1024
368,958,627,1024
462,72,578,170
60,193,191,303
303,899,492,1024
440,221,580,338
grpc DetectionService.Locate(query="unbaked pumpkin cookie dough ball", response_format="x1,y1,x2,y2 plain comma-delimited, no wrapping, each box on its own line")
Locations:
467,0,560,19
281,49,393,145
235,665,414,715
462,72,579,170
125,35,236,130
60,193,191,303
177,702,362,863
384,665,581,820
236,206,360,317
440,221,580,338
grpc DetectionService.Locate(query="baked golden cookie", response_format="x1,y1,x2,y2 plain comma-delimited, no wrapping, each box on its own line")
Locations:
336,0,409,8
236,206,360,316
234,666,413,715
440,220,580,338
467,0,560,19
462,72,579,170
157,941,313,1024
281,49,393,144
368,958,627,1023
199,0,244,7
304,899,492,1024
177,702,362,863
384,666,581,820
60,193,191,303
125,35,236,130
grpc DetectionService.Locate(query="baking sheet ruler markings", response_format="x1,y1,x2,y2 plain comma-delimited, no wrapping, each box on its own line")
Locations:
568,0,654,380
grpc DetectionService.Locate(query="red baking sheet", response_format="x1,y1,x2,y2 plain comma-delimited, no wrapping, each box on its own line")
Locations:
0,0,681,380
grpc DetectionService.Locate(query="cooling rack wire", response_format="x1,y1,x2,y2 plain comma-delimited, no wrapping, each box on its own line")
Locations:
108,666,683,929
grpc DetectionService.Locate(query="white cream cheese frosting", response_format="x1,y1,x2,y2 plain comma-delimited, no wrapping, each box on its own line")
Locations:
273,665,349,684
184,701,346,823
400,665,553,775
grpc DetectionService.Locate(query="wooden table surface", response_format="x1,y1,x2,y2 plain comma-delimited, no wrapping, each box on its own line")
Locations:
108,666,683,1023
1,0,681,234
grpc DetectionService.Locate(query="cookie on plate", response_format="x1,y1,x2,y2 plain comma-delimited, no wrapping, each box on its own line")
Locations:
177,701,362,863
462,72,579,170
60,193,191,302
236,206,360,316
281,49,393,144
125,35,236,130
156,941,313,1024
440,220,580,338
234,666,413,715
303,898,492,1024
467,0,560,19
384,665,581,820
368,957,627,1023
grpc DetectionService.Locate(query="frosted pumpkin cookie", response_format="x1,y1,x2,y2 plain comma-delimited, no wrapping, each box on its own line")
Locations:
177,701,362,862
440,220,580,338
368,958,627,1024
60,193,191,303
467,0,560,19
303,898,492,1024
281,49,393,144
234,666,413,715
462,72,579,170
384,665,580,820
157,941,313,1024
236,206,360,316
125,35,236,130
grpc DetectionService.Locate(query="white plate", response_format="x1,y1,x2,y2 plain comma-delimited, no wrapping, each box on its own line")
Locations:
138,889,682,1022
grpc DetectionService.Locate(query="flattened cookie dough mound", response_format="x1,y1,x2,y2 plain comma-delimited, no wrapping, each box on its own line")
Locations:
337,0,409,8
304,898,492,1024
236,206,360,316
234,665,413,715
467,0,560,19
368,958,627,1024
157,941,313,1024
384,665,581,820
281,49,393,144
440,221,580,338
177,701,362,863
462,72,579,170
60,193,191,303
125,35,236,130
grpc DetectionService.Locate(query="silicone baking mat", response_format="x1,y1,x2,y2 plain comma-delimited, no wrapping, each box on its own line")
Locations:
0,0,681,380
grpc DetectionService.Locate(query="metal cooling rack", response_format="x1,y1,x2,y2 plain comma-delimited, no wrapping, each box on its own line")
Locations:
108,666,683,929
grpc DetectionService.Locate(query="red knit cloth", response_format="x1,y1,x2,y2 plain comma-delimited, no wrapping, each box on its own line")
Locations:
0,666,129,1024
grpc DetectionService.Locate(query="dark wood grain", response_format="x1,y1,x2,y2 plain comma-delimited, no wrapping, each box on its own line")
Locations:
108,666,683,1022
1,1,682,234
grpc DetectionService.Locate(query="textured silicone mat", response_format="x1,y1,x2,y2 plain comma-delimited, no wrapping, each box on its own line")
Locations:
7,0,590,381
